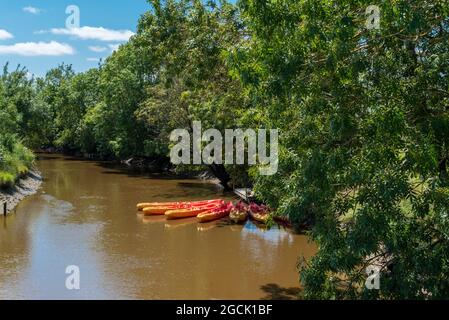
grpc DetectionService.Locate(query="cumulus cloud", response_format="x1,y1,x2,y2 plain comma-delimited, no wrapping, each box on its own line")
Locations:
51,26,134,42
0,29,13,40
86,57,100,62
23,6,43,15
0,41,75,56
108,44,121,52
88,45,107,53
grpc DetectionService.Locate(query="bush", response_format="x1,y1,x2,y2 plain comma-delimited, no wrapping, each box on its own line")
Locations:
0,172,15,188
0,134,35,188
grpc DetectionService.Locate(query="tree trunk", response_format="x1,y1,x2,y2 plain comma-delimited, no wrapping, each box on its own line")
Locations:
208,164,231,190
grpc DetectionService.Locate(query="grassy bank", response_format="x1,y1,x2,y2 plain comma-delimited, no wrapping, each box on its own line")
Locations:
0,137,35,188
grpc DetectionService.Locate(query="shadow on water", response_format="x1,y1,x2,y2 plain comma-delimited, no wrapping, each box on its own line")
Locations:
35,154,60,161
36,153,100,164
260,283,302,300
96,162,200,181
177,182,223,191
36,154,232,196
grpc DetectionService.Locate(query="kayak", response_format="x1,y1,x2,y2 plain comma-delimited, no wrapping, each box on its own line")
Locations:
197,209,230,223
137,199,223,211
143,206,178,215
248,202,271,224
230,209,248,223
165,206,217,220
229,201,249,224
166,201,224,219
137,203,158,211
197,202,233,223
249,211,270,224
145,201,224,217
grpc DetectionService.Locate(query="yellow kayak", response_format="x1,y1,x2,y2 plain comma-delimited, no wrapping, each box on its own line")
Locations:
143,206,177,215
197,210,230,223
138,202,183,211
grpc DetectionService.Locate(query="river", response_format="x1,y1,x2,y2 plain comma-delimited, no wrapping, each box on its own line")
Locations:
0,154,315,300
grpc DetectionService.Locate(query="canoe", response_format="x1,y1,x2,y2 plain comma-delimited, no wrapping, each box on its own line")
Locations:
137,199,222,211
165,206,219,220
229,209,248,223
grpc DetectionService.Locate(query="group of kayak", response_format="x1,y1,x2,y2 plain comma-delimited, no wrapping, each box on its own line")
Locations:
136,199,271,224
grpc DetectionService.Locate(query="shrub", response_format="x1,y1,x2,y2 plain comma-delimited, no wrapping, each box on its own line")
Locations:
0,134,34,188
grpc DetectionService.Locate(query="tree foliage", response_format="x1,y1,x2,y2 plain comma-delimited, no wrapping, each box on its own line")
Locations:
232,0,449,299
0,65,35,187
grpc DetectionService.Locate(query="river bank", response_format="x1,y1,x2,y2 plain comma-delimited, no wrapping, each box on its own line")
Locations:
0,170,42,215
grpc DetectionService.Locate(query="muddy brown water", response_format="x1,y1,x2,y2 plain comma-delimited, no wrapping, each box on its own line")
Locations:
0,154,316,300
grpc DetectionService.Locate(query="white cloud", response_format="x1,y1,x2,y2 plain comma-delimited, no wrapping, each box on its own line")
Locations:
86,57,100,62
88,45,107,53
0,41,75,56
23,6,43,15
51,26,134,42
108,44,121,52
0,29,13,40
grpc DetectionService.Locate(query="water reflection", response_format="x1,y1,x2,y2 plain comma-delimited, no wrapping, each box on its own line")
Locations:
241,221,295,245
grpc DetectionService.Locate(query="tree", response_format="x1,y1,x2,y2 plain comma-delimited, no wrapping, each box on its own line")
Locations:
233,0,449,299
135,0,247,187
0,64,35,187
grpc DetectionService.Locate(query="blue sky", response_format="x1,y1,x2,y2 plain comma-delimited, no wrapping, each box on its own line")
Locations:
0,0,150,76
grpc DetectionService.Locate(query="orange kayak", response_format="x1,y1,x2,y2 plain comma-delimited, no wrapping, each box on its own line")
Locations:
197,210,230,223
143,206,178,215
137,203,157,211
144,201,224,217
137,199,223,211
165,207,216,220
197,202,233,223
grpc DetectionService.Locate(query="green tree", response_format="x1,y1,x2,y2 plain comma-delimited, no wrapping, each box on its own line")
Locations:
233,0,449,299
0,64,35,187
135,0,248,186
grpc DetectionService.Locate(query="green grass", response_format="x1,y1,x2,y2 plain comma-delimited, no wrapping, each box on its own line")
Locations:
0,138,35,188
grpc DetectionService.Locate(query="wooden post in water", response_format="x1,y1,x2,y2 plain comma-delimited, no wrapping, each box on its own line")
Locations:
3,202,6,216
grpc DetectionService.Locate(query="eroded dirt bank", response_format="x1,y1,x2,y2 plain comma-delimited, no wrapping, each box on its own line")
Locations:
0,170,42,214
